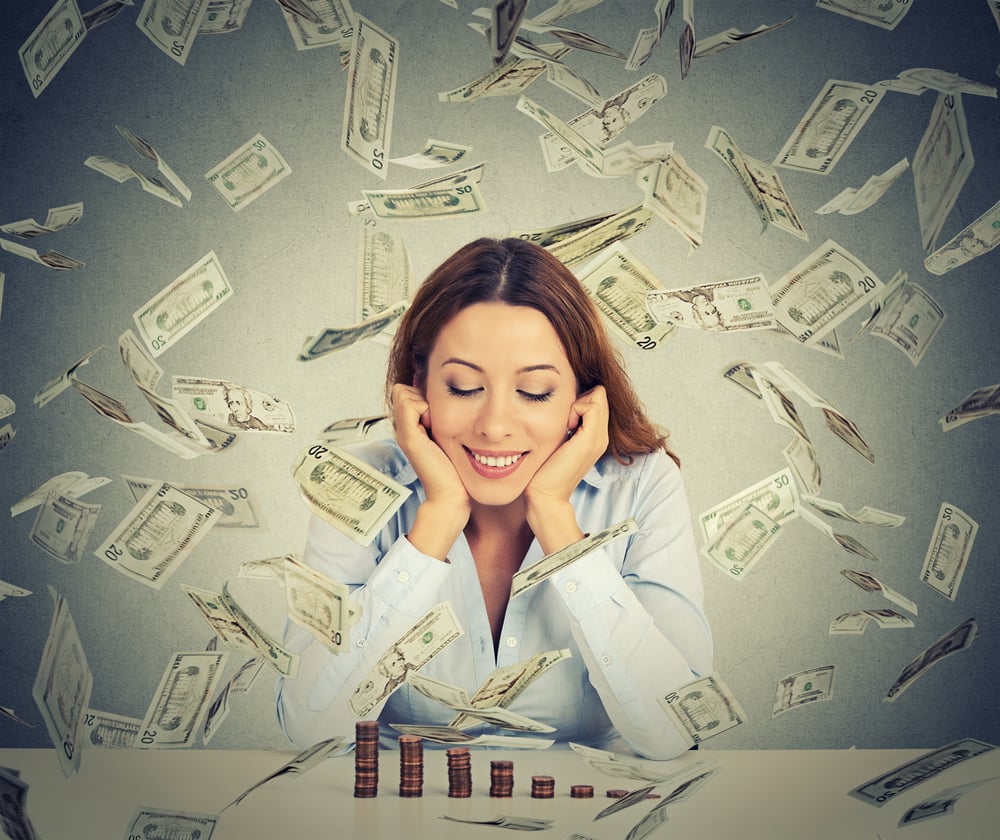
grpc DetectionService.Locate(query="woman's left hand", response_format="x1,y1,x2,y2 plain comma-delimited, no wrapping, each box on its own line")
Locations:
524,386,609,551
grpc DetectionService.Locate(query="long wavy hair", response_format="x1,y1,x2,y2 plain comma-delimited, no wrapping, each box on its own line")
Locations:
385,237,679,466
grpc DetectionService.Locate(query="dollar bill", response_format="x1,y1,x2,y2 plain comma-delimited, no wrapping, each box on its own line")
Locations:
658,672,747,746
19,0,87,97
925,196,1000,275
347,162,486,214
816,0,912,29
867,280,945,366
516,94,609,176
205,133,292,211
280,0,353,51
625,0,675,70
699,469,799,541
920,502,978,601
225,736,347,809
181,583,299,676
341,14,398,178
139,651,229,748
358,222,409,340
491,0,530,64
510,519,636,599
753,369,810,441
32,589,92,776
635,152,707,250
0,394,12,420
299,300,407,361
543,59,602,108
118,328,163,392
647,275,774,332
82,0,135,30
624,768,720,840
437,46,568,102
171,375,294,433
700,502,782,580
772,666,835,718
897,67,997,99
518,20,626,60
939,383,1000,431
290,442,411,546
30,490,101,564
784,433,821,495
0,235,84,269
201,681,231,744
82,708,141,748
574,243,675,350
199,0,251,33
0,766,40,840
0,423,12,454
406,671,555,732
547,204,654,267
823,406,874,463
0,580,32,602
12,471,110,517
84,154,182,206
350,601,463,716
389,138,470,169
133,251,234,357
899,775,1000,826
913,92,974,253
441,815,553,830
284,554,355,654
829,608,913,635
319,414,388,444
693,15,794,57
1,202,84,238
510,210,615,247
774,80,882,174
816,157,909,215
770,239,883,345
840,570,918,614
362,181,486,220
801,495,904,528
594,784,660,820
137,0,210,64
94,482,218,589
705,125,807,239
121,474,258,528
883,617,978,703
389,723,554,747
849,738,996,805
116,125,191,202
126,808,219,839
238,555,291,583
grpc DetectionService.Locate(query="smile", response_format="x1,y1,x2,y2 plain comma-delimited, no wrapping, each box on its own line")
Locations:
464,447,525,478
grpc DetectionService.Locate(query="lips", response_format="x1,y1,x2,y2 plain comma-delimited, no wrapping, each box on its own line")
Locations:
464,446,526,479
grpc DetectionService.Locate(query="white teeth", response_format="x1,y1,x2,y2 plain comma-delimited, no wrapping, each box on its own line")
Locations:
473,452,521,468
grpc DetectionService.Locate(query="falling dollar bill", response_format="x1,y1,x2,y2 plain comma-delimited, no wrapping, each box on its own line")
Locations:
840,570,918,615
299,300,407,361
0,766,41,840
646,275,775,332
283,554,355,654
772,666,835,718
205,133,292,211
635,152,707,250
658,671,747,746
350,601,463,716
919,502,978,601
81,708,141,748
406,671,555,732
389,138,471,168
913,92,974,253
924,197,1000,275
126,808,218,839
121,474,259,528
623,767,720,840
816,0,912,30
848,738,995,805
898,775,1000,826
575,243,675,350
137,0,210,65
801,495,904,528
547,204,654,267
939,384,1000,431
491,0,530,64
816,158,909,215
94,482,218,589
117,125,191,202
171,375,295,433
829,608,913,635
291,442,411,545
280,0,354,51
774,80,882,174
30,490,101,564
19,0,87,97
224,736,347,809
693,15,794,57
138,651,229,748
358,221,410,345
84,154,182,207
701,502,782,580
437,45,567,102
341,14,398,177
699,469,799,541
32,588,92,776
705,125,807,239
883,617,978,703
510,519,637,599
361,181,486,219
1,201,83,238
133,251,234,357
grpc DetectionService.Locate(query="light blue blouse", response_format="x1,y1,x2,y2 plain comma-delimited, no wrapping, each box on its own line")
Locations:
277,439,713,759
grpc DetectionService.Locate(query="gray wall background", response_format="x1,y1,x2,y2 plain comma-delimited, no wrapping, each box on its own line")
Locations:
1,0,998,753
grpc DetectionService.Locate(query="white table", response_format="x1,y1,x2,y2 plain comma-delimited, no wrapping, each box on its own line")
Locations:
2,746,997,839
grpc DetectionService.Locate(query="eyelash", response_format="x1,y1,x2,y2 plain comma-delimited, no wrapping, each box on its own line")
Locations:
446,385,553,403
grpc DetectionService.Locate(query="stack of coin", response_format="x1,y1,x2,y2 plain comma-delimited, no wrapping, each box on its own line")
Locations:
446,747,472,798
530,775,555,799
353,720,380,798
489,759,514,797
570,784,594,798
397,734,424,798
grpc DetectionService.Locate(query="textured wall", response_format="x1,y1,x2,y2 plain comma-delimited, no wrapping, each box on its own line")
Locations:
1,0,998,754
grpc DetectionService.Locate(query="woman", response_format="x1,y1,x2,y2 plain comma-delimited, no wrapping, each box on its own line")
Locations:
277,237,712,759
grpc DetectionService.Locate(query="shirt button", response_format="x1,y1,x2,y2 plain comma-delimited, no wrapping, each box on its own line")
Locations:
564,581,577,593
357,639,366,648
505,637,518,648
397,571,410,583
600,655,612,666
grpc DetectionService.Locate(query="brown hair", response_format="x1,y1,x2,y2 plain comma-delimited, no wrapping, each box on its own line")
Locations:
385,237,679,466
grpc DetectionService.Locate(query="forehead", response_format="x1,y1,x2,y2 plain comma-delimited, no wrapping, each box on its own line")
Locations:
431,302,569,365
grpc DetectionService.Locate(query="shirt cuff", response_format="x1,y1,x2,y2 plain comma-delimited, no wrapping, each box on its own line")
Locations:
364,535,452,611
549,547,625,619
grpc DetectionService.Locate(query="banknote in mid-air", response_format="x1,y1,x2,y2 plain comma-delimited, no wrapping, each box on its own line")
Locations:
205,133,292,211
19,0,87,97
658,672,747,746
136,0,210,65
919,502,977,601
138,651,229,748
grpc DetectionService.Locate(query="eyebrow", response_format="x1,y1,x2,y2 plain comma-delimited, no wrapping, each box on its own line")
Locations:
441,357,561,375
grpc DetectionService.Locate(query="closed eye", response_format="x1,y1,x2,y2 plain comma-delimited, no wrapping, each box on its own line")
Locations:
447,384,481,398
519,390,552,403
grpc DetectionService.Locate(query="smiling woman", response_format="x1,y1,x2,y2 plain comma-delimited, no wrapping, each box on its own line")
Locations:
277,238,713,759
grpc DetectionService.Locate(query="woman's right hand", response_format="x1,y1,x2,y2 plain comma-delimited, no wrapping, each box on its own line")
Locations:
390,383,470,559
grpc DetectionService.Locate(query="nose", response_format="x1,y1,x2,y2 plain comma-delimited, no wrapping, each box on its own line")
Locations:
474,391,512,442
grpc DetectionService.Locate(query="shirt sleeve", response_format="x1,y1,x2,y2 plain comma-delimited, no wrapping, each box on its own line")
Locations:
276,513,452,750
548,453,714,760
